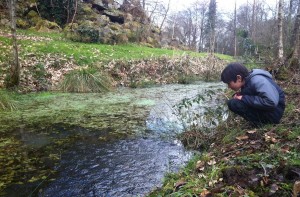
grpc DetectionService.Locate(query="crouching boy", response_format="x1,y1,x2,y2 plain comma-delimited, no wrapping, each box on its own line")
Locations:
221,63,285,125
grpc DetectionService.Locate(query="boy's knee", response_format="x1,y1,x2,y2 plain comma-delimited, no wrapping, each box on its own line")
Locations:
227,99,246,112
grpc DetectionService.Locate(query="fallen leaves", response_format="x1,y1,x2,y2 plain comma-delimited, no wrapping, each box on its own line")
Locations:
174,179,187,191
264,131,278,143
293,181,300,197
106,55,227,87
236,135,249,141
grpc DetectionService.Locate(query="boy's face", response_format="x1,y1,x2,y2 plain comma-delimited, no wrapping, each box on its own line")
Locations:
227,75,244,91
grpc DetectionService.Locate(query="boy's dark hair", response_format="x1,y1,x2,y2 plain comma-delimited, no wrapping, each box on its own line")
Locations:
221,63,249,83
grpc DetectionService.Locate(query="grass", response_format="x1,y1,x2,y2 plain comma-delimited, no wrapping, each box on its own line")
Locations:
0,30,232,66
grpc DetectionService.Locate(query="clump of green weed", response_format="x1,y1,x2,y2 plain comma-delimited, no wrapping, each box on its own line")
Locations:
129,78,157,88
59,68,113,93
177,75,199,84
0,90,17,111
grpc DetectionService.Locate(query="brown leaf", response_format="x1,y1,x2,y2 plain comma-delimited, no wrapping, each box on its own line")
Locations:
174,180,186,190
293,181,300,197
196,160,205,171
261,176,269,185
200,189,211,197
247,129,257,134
269,183,279,195
281,145,290,153
264,132,278,143
207,159,216,166
236,135,249,141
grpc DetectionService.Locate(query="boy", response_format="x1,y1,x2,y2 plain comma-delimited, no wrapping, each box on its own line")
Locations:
221,63,285,125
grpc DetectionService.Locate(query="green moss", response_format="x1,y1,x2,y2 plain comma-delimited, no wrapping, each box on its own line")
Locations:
16,18,30,29
80,4,94,15
27,10,39,18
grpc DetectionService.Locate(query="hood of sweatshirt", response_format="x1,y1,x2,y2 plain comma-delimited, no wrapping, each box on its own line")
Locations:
246,69,273,82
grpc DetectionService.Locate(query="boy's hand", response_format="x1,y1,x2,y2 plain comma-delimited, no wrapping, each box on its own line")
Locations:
233,92,242,100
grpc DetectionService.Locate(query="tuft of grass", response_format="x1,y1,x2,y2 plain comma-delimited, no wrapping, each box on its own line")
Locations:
59,68,113,93
0,90,17,111
177,75,200,84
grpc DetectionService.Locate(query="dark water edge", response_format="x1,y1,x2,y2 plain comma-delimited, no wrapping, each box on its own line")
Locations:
3,131,192,197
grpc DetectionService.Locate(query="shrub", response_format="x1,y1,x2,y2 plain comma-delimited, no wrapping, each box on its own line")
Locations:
173,89,228,149
64,22,99,43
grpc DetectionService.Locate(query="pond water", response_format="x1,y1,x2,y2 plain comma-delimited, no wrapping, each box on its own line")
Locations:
4,82,225,197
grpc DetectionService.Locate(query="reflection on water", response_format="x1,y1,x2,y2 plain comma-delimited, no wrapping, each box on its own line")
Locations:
40,137,191,197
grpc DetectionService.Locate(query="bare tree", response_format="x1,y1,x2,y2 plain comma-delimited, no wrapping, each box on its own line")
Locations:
251,0,256,42
8,0,20,88
159,0,170,33
292,0,300,59
197,0,209,52
206,0,217,53
278,0,284,65
70,0,78,29
234,0,237,56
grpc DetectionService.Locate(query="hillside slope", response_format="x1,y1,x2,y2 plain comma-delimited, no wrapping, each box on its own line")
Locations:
0,30,231,92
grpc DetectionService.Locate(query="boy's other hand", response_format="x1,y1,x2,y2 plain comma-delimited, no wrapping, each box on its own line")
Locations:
233,93,242,100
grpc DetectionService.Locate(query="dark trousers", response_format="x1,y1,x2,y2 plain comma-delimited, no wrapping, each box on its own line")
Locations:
227,99,284,125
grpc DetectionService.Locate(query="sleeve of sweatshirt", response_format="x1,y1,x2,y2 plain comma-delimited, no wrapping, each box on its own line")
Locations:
241,75,279,110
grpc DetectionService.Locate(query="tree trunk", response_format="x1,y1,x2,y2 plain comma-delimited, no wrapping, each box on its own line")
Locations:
251,0,256,43
207,0,216,54
278,0,284,65
288,0,293,48
8,0,20,88
159,0,170,34
234,0,237,56
292,0,300,59
70,0,78,29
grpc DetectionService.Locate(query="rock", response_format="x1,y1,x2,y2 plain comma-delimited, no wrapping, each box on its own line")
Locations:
0,19,10,27
103,10,125,24
35,20,61,33
17,18,30,29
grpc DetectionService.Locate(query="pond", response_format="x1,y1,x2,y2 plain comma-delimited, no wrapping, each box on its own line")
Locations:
2,82,225,197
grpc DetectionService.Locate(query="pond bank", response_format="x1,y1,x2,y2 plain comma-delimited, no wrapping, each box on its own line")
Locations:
148,74,300,196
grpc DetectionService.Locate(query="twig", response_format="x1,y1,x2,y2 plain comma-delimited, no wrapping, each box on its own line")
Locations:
222,147,245,157
260,162,268,177
29,172,53,197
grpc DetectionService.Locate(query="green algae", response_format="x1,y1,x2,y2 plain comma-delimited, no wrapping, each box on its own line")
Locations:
0,90,153,133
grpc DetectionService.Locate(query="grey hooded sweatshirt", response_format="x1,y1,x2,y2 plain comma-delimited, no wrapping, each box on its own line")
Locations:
241,69,285,111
